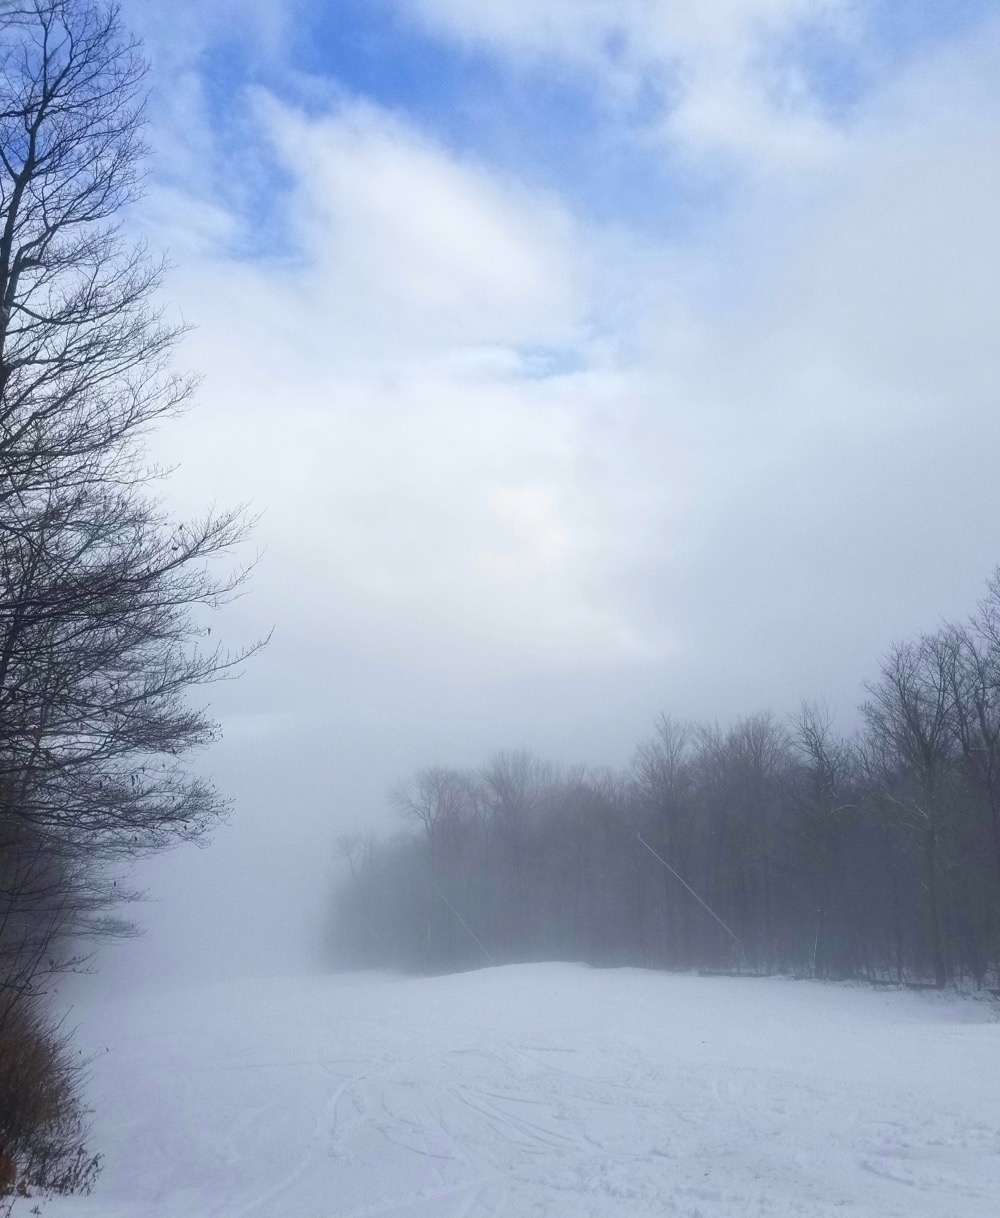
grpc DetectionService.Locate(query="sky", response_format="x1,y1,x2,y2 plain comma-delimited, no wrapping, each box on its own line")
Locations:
88,0,1000,983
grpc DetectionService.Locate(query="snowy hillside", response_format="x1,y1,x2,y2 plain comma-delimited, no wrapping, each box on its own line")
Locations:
32,966,1000,1217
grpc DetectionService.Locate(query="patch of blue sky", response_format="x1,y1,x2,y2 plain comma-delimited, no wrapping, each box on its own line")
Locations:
148,1,760,256
250,0,730,242
140,22,300,265
769,21,870,120
516,345,589,381
777,0,1000,122
866,0,1000,56
171,0,1000,264
189,41,301,264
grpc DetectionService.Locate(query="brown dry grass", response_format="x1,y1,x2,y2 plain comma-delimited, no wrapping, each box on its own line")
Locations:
0,994,100,1214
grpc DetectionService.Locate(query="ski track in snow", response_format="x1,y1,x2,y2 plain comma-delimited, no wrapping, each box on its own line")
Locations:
27,965,1000,1217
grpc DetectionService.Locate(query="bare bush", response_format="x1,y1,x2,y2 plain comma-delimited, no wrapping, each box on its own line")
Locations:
0,992,100,1212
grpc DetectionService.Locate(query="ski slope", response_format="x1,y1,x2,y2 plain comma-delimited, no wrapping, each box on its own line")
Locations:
33,965,1000,1217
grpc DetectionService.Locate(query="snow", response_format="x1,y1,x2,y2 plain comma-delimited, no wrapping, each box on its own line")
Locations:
29,965,1000,1217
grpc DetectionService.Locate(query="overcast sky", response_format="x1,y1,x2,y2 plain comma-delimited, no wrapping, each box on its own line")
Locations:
92,0,1000,983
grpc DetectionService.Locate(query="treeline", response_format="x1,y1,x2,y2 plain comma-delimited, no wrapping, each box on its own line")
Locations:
331,578,1000,989
0,3,253,1204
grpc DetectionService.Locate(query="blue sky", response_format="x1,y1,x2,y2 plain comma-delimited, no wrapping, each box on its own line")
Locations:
291,1,687,227
142,0,1000,240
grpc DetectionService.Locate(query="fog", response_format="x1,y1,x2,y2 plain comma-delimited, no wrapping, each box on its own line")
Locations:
88,0,1000,991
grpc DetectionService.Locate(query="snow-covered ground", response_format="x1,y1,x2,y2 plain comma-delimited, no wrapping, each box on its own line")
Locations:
30,965,1000,1217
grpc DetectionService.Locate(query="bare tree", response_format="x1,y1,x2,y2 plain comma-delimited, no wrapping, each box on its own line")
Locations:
863,636,958,987
632,716,696,965
0,1,260,1198
948,587,1000,879
390,767,475,862
793,704,864,978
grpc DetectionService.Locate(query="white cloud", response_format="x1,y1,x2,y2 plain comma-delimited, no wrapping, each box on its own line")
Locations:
145,14,1000,710
146,96,686,682
477,485,568,584
260,97,581,356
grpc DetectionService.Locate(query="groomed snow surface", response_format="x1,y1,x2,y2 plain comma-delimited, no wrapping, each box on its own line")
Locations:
33,965,1000,1217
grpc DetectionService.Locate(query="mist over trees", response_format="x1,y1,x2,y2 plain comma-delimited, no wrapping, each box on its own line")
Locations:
331,577,1000,990
0,1,256,1202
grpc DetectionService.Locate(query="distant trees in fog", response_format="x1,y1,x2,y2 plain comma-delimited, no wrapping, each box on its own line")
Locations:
331,576,1000,989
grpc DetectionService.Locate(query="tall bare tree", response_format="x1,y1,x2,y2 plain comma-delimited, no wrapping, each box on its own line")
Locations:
863,636,959,987
0,1,259,1199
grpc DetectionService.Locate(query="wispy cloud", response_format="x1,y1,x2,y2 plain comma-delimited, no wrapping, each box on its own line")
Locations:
402,0,861,165
136,5,1000,698
144,94,684,680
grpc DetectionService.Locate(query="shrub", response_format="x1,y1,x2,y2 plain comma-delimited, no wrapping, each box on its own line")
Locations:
0,994,100,1214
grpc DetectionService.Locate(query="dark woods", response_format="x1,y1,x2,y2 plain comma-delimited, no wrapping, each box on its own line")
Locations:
332,577,1000,991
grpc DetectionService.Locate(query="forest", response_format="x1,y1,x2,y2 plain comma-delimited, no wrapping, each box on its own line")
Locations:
332,578,1000,990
